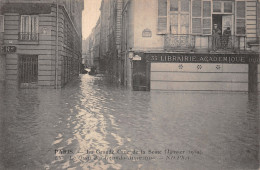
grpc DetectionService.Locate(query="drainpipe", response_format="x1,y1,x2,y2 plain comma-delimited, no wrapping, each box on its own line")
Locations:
55,0,59,89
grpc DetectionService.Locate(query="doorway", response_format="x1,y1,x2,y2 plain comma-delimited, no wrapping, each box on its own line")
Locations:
19,55,38,87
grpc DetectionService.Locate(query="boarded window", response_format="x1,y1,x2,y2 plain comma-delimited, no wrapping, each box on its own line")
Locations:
0,15,4,32
236,1,246,35
158,0,167,33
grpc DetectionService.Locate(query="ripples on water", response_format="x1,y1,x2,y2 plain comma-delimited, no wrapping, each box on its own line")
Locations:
0,74,259,170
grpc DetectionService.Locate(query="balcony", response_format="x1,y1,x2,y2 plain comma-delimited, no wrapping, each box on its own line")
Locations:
164,34,247,53
18,32,39,41
164,34,195,52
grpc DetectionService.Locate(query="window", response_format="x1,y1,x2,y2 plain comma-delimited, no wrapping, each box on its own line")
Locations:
0,15,4,32
158,0,189,34
213,1,233,13
192,0,212,35
20,15,39,41
236,1,246,35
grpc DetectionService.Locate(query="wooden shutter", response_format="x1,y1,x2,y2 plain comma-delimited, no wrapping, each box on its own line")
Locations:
192,0,202,34
0,16,4,32
158,0,167,34
236,1,246,35
202,1,211,35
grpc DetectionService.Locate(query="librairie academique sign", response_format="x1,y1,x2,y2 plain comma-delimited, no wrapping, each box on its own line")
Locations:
146,53,259,64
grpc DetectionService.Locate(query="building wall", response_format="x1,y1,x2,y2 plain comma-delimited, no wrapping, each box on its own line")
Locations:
120,0,259,91
1,1,83,88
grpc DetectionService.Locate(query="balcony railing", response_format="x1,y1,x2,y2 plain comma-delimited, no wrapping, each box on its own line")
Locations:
207,35,246,52
18,32,39,41
164,34,195,51
164,34,247,53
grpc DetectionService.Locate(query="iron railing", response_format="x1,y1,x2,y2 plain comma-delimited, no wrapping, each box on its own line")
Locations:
18,32,39,41
164,34,247,53
164,34,195,51
207,35,246,52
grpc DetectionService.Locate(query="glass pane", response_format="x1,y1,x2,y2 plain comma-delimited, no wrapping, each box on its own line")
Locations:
181,0,189,12
213,2,221,12
192,0,201,17
224,2,232,13
170,0,178,11
181,14,189,26
180,26,189,34
170,14,178,26
203,1,211,17
192,18,201,34
170,26,178,34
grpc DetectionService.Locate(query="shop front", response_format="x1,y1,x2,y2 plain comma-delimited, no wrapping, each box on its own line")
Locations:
132,53,259,92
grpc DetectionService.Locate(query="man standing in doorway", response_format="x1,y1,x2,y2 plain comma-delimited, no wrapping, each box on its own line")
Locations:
212,24,221,51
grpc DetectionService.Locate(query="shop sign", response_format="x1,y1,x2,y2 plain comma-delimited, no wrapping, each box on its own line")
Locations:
0,46,16,53
146,53,259,64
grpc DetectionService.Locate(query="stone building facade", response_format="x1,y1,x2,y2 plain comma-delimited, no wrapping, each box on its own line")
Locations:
0,0,84,88
120,0,260,91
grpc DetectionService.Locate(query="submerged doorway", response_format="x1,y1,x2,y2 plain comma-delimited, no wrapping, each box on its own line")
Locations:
19,55,38,88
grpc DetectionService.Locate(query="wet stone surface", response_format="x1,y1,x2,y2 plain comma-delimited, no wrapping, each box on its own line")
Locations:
0,74,259,170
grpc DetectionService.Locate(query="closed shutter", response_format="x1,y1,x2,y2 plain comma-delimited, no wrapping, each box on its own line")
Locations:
158,0,167,34
236,1,246,35
0,15,4,32
202,1,211,35
192,0,202,34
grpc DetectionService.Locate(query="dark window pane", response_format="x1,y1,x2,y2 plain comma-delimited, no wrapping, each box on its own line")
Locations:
224,2,232,13
213,1,221,12
170,0,178,11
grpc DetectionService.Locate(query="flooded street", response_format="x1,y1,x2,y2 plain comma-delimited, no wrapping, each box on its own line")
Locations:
0,74,259,170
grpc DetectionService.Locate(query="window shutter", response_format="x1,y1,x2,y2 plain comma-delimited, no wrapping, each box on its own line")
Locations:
202,1,211,35
158,0,167,34
236,1,246,35
192,0,202,34
0,16,4,32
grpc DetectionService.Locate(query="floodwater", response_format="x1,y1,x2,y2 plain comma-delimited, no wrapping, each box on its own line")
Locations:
0,74,259,170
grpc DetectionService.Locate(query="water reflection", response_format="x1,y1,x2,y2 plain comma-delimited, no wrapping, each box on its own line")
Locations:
0,75,259,170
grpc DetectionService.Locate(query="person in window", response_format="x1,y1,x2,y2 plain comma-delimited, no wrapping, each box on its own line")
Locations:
222,27,231,49
212,24,221,51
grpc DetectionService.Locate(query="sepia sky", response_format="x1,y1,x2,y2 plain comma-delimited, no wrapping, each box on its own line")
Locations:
82,0,102,39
